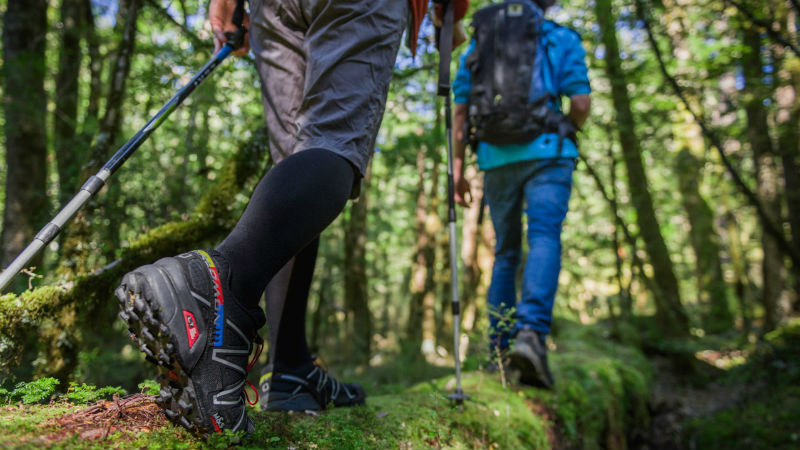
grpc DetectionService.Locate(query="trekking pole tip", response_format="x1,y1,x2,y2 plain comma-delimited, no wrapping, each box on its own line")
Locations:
448,388,470,407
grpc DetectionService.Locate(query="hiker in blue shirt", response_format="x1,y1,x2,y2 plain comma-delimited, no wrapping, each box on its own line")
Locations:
452,0,591,388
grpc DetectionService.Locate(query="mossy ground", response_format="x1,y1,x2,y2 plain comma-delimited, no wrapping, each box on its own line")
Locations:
0,321,651,450
681,321,800,450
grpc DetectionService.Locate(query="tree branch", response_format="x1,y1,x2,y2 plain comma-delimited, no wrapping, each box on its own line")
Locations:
145,0,210,50
635,0,800,268
393,63,436,80
725,0,800,58
145,0,256,66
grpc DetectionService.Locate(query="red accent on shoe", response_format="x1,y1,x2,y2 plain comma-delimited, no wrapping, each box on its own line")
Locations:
210,416,222,433
245,380,259,406
242,335,263,406
168,371,180,381
183,310,199,348
246,336,263,372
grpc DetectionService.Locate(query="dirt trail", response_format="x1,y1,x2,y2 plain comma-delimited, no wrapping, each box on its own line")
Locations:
634,356,753,450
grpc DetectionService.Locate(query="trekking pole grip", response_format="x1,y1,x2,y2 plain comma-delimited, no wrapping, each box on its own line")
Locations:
226,0,248,49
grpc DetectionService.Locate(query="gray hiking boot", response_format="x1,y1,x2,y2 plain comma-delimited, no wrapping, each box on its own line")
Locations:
508,329,554,389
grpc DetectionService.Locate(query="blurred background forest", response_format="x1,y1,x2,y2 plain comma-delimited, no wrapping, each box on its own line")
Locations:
0,0,799,448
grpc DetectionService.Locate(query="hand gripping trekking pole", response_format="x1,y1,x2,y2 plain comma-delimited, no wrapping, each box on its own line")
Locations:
0,1,248,293
435,0,469,410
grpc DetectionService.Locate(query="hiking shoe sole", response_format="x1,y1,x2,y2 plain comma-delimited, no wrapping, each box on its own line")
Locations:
262,391,327,412
508,342,554,389
116,265,210,434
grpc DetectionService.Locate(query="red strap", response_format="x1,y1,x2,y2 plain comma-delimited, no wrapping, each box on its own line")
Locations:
409,0,470,57
243,336,263,406
246,336,263,372
408,0,429,57
245,380,259,406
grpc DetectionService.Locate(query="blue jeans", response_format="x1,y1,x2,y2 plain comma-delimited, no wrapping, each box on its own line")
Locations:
484,158,574,350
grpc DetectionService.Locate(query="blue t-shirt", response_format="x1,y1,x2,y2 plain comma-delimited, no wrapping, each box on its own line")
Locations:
453,20,591,170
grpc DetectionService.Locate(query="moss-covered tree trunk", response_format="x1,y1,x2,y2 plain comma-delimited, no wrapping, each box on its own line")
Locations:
742,27,785,332
675,149,733,333
595,0,689,337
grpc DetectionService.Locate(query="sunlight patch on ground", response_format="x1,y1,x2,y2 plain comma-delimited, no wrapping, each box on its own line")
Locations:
694,349,749,370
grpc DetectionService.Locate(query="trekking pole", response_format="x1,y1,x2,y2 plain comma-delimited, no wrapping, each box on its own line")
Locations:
435,0,469,410
0,3,248,293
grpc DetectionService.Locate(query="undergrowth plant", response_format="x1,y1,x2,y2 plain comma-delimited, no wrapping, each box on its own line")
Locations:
1,377,60,404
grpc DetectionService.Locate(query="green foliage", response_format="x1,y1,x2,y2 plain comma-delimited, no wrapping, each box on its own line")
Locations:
137,379,160,396
63,382,125,404
206,429,248,449
3,377,61,405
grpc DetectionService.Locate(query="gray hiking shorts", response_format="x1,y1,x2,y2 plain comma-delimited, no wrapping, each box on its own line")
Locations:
249,0,408,178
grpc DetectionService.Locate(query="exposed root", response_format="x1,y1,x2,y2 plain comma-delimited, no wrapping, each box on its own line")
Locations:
50,393,167,441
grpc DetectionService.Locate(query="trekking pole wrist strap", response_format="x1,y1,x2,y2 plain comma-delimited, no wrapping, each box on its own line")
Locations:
225,0,248,49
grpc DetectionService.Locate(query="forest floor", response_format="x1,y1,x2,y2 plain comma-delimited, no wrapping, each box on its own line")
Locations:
0,319,797,450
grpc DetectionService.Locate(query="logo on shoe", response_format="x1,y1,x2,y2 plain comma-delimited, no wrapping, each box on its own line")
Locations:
183,310,199,348
260,372,272,393
196,250,225,347
210,412,226,433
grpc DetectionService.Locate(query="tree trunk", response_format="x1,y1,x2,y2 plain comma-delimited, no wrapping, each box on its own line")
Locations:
60,0,141,275
459,165,485,323
595,0,689,337
344,162,372,365
775,6,800,312
1,0,49,292
406,149,439,356
675,149,734,333
54,0,85,208
81,0,102,140
422,157,441,359
742,27,784,332
722,208,754,340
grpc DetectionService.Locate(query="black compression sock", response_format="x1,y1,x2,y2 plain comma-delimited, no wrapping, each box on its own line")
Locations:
216,148,355,309
274,359,316,376
272,238,318,369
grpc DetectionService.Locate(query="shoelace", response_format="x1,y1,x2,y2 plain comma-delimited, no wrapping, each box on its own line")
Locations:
308,366,349,400
244,335,264,406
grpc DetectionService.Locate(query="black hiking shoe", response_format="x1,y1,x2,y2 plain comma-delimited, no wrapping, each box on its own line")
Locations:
115,250,266,435
508,329,555,389
259,362,366,411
